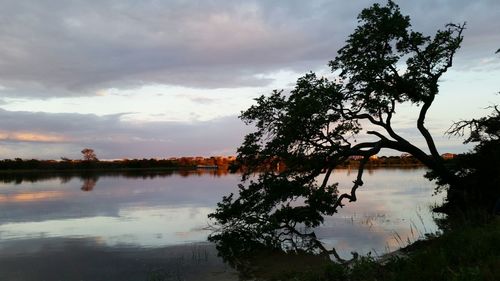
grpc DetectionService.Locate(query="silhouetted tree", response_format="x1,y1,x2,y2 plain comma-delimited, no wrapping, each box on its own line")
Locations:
210,0,465,249
81,148,98,161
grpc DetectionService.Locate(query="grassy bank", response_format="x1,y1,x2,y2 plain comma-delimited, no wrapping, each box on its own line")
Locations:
276,218,500,281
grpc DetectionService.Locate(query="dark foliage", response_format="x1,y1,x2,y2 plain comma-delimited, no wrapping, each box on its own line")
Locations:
443,106,500,216
0,158,179,171
0,156,235,172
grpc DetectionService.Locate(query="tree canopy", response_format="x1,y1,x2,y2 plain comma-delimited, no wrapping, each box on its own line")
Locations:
209,0,466,253
81,148,98,161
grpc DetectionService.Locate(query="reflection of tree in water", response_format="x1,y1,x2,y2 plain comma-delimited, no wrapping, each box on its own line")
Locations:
209,225,355,280
0,169,227,184
80,175,99,192
208,168,364,279
59,175,72,184
177,169,229,177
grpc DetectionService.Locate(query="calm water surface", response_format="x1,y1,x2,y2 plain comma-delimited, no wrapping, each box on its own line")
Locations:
0,168,443,280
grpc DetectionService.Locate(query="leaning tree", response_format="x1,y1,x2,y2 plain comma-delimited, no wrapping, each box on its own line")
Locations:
210,1,465,250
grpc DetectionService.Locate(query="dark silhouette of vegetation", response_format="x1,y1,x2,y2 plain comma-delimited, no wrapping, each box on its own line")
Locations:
346,155,424,167
0,158,179,171
0,156,236,172
441,105,500,217
210,0,466,252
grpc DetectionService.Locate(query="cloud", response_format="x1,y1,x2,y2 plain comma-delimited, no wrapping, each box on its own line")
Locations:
0,131,68,143
0,0,497,98
0,0,341,97
0,109,251,159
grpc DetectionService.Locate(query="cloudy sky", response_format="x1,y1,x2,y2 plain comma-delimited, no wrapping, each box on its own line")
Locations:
0,0,498,159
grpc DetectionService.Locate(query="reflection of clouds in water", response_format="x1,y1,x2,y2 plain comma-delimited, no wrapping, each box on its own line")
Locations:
0,206,214,247
0,172,240,224
0,168,443,258
188,207,203,219
174,224,212,240
317,215,431,258
0,191,66,203
317,218,388,257
0,237,234,281
314,168,443,258
175,231,195,239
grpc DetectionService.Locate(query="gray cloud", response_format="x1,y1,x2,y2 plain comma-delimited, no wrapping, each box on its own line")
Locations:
0,0,497,98
0,109,251,159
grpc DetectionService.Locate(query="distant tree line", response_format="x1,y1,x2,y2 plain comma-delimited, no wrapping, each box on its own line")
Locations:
0,158,176,171
232,155,438,172
345,155,424,167
0,156,237,171
0,154,452,172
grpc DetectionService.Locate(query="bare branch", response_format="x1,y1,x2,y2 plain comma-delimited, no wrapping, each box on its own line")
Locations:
332,143,382,212
367,130,391,141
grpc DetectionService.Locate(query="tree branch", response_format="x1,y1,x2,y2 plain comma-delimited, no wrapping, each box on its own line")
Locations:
320,167,333,189
332,143,383,212
417,97,441,160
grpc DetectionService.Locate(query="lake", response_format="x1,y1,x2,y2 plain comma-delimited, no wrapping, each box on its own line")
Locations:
0,168,444,280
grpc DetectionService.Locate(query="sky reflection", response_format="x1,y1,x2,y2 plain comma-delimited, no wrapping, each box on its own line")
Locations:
0,169,444,259
316,168,444,258
0,206,213,246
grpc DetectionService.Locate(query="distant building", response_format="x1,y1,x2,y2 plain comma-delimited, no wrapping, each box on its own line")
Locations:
441,153,456,160
348,155,378,160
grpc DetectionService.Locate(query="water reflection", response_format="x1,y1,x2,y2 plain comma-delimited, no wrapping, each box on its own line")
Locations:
81,175,98,191
0,237,236,281
0,170,239,235
0,169,230,185
0,168,443,280
208,167,444,280
318,168,444,257
0,170,240,281
209,230,335,280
